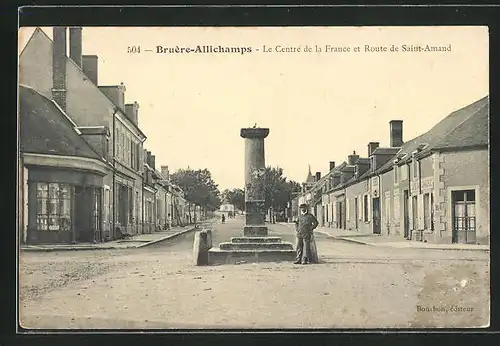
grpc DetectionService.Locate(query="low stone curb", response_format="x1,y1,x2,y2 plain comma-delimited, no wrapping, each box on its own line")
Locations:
135,227,197,248
20,245,128,252
20,226,199,252
317,231,489,252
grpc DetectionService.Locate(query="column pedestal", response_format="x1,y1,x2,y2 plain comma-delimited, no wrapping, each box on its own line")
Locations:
207,127,295,265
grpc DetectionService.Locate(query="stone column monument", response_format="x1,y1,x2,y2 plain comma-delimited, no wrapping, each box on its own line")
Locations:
240,127,269,236
206,127,295,265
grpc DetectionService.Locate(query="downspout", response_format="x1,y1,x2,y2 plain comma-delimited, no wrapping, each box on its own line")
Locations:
112,107,118,240
142,181,145,234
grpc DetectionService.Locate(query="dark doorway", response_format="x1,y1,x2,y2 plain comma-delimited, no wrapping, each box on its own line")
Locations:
354,197,359,230
336,201,342,229
372,197,381,234
74,186,93,243
403,190,410,238
452,190,476,244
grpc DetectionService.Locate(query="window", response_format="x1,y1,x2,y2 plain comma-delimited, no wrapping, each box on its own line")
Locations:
130,139,135,169
36,183,73,231
363,195,369,221
423,193,430,229
121,133,125,160
136,143,140,170
116,128,120,158
452,190,476,233
103,187,110,223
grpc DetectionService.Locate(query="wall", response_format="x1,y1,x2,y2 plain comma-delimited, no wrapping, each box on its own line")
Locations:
420,155,433,179
19,30,53,99
379,169,394,236
440,149,489,244
345,179,370,232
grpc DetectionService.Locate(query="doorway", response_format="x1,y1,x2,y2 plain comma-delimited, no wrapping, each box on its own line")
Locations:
403,190,410,238
336,201,342,229
74,186,93,243
372,197,381,234
452,189,476,244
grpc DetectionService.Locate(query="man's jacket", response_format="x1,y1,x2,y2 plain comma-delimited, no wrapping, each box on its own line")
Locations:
295,213,319,237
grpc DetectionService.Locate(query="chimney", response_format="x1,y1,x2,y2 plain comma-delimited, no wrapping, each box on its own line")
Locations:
69,27,82,68
146,151,152,166
125,102,140,126
347,151,360,165
161,165,170,180
150,155,156,170
329,161,335,171
52,27,67,110
82,55,98,85
315,172,321,181
98,82,126,111
368,142,380,157
390,120,403,147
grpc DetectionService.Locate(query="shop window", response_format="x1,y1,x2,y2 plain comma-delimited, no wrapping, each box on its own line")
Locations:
36,183,73,231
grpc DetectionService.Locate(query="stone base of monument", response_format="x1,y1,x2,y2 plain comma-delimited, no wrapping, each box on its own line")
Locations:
243,225,268,237
208,236,296,265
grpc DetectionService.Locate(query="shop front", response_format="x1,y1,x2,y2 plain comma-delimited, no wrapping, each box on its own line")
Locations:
25,163,108,245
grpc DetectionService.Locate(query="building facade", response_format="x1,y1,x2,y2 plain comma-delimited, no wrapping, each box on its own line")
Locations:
292,97,489,245
18,27,208,245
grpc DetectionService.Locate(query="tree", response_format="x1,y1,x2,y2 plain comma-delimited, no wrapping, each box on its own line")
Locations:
170,168,222,211
263,166,302,212
221,188,245,211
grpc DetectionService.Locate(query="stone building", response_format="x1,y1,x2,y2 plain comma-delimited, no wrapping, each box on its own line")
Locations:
19,85,113,244
18,27,207,245
19,27,148,241
315,96,489,245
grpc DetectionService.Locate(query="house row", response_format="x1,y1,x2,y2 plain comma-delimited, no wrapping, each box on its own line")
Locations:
18,27,207,245
289,97,489,245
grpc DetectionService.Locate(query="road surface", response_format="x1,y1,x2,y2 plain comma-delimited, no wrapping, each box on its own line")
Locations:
19,216,490,329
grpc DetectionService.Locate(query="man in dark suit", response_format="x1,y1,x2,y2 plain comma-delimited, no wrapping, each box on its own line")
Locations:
294,203,319,264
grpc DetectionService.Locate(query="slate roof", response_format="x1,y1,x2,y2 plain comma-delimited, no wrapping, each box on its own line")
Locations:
19,85,104,161
431,98,488,151
377,95,489,173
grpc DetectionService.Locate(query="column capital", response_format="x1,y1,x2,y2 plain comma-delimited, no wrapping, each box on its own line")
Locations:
240,128,269,139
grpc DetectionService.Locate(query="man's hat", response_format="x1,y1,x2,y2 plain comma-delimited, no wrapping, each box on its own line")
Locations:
299,203,308,209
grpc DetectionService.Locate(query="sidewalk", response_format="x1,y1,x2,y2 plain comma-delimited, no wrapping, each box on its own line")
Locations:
20,220,216,252
279,223,489,252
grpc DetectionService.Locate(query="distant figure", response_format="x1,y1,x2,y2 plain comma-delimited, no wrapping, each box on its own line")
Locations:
294,203,319,265
221,214,226,224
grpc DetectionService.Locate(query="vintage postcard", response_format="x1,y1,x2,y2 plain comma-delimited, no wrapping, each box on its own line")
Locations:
17,25,489,330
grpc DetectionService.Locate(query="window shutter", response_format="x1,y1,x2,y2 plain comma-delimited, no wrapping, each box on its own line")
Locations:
367,194,371,221
346,198,350,221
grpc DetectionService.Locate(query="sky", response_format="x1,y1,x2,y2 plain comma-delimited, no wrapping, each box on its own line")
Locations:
18,26,489,191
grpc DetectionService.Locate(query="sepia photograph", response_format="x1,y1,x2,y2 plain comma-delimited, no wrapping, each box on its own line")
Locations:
17,25,489,330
